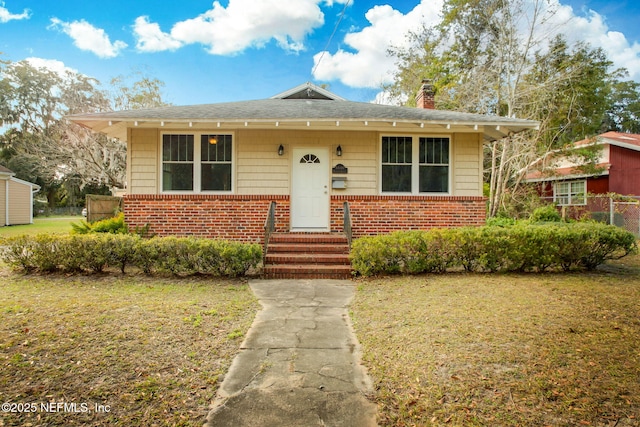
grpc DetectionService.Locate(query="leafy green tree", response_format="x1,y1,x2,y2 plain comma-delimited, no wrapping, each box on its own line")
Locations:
605,79,640,133
0,60,70,205
525,37,620,147
0,60,170,207
387,0,640,216
110,69,170,110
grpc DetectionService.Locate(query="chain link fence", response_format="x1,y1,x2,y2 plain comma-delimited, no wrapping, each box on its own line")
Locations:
541,194,640,236
34,206,83,217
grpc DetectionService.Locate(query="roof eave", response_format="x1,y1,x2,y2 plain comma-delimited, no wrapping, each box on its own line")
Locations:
525,169,610,183
600,138,640,153
69,116,538,143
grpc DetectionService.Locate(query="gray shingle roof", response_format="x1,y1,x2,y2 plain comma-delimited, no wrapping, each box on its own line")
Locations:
68,86,539,142
70,98,534,125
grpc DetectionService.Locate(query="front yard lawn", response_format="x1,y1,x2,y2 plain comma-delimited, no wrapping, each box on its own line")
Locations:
351,254,640,426
0,274,258,426
2,248,639,426
0,216,80,237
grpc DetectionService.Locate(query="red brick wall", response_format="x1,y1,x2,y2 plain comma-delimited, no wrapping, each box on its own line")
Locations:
124,194,486,242
124,194,290,243
332,195,486,237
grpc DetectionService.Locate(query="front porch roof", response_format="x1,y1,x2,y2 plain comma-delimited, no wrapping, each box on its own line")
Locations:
68,84,539,143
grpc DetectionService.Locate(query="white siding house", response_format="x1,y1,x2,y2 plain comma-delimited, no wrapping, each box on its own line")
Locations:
69,82,539,242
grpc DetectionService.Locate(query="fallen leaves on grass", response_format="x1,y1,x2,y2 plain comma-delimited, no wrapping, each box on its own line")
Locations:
351,256,640,426
0,274,259,426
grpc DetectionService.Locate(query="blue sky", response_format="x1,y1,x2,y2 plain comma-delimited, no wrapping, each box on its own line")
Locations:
1,0,639,107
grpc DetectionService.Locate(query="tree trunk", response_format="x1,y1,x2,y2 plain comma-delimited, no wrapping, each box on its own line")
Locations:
489,140,499,217
47,188,57,208
490,136,510,218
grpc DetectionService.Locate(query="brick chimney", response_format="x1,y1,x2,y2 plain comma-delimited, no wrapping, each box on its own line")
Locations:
415,79,435,109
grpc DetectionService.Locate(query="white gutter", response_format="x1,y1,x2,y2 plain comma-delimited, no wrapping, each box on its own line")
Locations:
4,178,8,226
30,186,33,224
30,182,40,224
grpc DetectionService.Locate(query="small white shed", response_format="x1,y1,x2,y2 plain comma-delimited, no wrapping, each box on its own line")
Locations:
0,165,40,226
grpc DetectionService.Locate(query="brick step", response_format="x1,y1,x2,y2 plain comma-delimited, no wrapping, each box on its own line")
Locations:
267,243,350,254
265,253,350,265
269,233,348,244
263,232,352,279
263,264,352,280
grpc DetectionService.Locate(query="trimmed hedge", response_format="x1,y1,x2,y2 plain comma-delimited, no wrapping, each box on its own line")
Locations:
0,234,262,277
350,223,637,276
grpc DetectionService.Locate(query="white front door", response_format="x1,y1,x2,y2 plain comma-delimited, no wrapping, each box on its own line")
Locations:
291,147,330,230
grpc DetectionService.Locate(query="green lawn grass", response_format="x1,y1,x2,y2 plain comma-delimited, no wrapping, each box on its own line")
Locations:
351,254,640,426
0,216,82,237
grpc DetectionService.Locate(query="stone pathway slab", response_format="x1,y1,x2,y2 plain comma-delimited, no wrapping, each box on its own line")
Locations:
204,279,377,427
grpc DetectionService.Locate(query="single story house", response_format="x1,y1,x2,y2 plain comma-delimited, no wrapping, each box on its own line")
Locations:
0,165,40,227
525,131,640,205
69,82,539,242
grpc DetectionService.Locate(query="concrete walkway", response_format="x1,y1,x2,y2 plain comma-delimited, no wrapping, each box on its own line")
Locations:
204,279,378,427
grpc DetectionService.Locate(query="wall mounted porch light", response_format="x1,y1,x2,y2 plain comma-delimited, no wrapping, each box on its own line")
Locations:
336,145,342,156
278,144,284,156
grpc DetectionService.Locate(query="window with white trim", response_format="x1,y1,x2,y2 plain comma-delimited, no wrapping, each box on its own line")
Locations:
419,137,449,193
382,136,412,192
554,180,586,206
201,134,232,191
162,133,233,192
162,134,194,191
381,135,450,194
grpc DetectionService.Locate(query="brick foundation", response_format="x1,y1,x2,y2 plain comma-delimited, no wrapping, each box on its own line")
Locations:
124,194,486,242
331,195,487,238
124,194,290,243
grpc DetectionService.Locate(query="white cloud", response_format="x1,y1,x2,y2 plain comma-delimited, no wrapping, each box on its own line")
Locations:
312,1,444,88
312,0,640,90
24,57,78,77
0,3,29,23
515,1,640,81
133,0,350,55
133,16,183,52
171,0,322,54
560,7,640,81
49,18,127,58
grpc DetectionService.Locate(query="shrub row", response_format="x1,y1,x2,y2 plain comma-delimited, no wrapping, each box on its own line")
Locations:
350,222,638,276
0,234,262,277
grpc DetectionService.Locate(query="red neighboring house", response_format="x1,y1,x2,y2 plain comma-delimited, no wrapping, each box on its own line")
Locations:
526,132,640,234
526,131,640,205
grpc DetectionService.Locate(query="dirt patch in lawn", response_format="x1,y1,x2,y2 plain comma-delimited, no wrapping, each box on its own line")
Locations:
351,256,640,426
0,273,259,426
